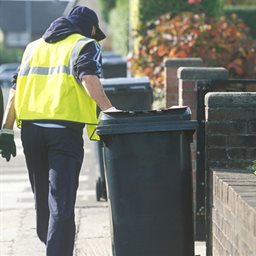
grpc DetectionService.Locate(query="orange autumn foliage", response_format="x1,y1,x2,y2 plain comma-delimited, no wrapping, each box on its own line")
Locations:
129,12,256,88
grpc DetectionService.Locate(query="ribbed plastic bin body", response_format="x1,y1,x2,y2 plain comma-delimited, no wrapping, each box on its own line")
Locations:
97,107,197,256
95,77,153,201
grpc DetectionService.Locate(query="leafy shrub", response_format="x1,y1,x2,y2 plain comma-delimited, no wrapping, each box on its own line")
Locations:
129,12,256,88
225,6,256,38
247,160,256,175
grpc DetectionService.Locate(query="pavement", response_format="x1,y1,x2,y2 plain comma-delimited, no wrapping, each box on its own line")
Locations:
0,130,206,256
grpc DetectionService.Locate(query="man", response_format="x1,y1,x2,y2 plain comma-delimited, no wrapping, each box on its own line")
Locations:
0,6,116,256
0,86,3,127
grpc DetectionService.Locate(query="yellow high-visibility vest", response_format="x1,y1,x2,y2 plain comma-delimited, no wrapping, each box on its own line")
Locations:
15,33,99,140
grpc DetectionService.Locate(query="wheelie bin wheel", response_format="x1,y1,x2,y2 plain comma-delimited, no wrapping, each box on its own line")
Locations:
96,177,108,201
96,178,102,202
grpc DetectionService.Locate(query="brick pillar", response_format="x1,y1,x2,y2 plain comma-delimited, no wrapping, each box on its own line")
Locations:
177,67,229,173
164,58,203,108
178,67,229,119
205,92,256,169
205,92,256,256
177,67,229,241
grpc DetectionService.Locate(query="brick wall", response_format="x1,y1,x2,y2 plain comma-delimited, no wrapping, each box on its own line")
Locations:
205,92,256,256
177,67,229,240
164,60,256,247
211,169,256,256
164,58,203,108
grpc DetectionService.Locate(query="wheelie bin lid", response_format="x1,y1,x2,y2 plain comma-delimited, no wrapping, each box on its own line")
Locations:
96,106,198,136
100,77,152,92
102,56,126,65
102,51,121,59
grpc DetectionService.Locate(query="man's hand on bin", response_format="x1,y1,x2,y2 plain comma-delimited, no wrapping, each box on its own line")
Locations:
103,107,121,113
0,129,16,162
98,107,122,121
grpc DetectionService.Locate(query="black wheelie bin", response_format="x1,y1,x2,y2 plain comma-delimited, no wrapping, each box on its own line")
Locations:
101,56,127,78
95,77,153,201
102,51,121,59
96,107,197,256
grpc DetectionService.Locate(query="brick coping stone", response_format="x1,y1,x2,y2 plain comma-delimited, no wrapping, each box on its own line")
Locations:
165,58,203,68
178,67,229,81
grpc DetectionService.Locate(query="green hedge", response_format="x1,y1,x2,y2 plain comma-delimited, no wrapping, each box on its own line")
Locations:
225,5,256,38
225,0,256,5
0,42,22,64
109,0,129,56
131,0,224,31
98,0,116,22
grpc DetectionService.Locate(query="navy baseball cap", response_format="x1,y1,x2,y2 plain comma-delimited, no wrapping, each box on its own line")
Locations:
67,6,106,41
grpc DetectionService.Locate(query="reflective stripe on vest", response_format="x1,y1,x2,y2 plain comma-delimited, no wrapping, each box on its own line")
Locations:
18,37,94,76
15,34,100,141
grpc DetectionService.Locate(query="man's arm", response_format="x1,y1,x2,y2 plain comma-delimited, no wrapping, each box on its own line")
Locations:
2,88,16,129
75,42,115,111
81,75,112,111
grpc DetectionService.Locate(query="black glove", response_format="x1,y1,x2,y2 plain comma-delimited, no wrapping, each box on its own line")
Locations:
0,129,16,161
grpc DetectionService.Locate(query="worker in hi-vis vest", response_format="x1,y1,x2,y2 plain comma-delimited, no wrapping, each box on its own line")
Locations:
0,6,118,256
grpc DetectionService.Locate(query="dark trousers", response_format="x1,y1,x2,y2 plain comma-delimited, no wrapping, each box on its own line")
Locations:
21,123,84,256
